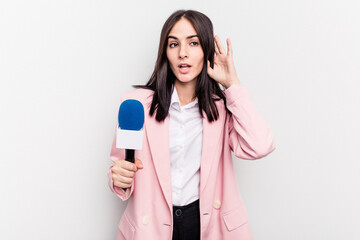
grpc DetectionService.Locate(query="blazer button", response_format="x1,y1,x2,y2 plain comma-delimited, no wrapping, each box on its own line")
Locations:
213,200,221,209
142,216,149,225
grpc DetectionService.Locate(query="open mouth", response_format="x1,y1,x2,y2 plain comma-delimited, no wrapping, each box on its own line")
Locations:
178,64,191,74
178,64,191,69
178,63,192,74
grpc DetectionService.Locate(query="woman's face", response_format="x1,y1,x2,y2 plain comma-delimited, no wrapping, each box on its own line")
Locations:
166,18,204,85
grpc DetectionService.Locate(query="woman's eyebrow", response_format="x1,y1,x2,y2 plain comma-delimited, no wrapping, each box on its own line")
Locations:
167,35,199,40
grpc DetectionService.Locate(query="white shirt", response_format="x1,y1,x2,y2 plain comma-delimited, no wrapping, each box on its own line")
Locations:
169,86,203,206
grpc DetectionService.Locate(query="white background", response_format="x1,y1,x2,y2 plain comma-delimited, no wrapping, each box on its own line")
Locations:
1,0,359,239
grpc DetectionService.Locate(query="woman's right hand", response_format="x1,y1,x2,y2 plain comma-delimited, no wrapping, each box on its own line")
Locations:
111,158,143,189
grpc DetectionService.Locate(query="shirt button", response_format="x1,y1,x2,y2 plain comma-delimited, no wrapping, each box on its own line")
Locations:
175,209,182,217
142,216,149,225
213,200,221,209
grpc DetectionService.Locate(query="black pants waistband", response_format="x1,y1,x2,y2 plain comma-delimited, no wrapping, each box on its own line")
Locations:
172,199,200,240
173,199,199,218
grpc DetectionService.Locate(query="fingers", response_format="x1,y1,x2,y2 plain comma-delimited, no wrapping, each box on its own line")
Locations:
114,174,134,184
111,158,143,189
113,175,133,189
214,36,220,55
226,38,233,56
111,164,134,189
117,159,138,171
214,35,232,56
118,167,136,178
207,60,213,75
135,158,143,169
214,35,226,55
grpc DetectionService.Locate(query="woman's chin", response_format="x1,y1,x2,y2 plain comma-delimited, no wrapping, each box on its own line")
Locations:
175,76,197,84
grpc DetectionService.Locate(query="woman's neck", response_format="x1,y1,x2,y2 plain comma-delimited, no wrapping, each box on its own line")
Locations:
174,79,197,106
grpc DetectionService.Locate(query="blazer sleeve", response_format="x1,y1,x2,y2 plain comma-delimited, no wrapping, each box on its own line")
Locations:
107,124,135,201
225,83,275,160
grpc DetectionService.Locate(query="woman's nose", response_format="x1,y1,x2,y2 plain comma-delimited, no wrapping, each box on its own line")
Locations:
179,45,188,58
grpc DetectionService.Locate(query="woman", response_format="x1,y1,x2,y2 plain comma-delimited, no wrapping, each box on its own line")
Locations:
108,9,275,240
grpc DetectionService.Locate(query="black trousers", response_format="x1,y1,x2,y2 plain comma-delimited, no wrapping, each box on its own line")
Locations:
172,199,200,240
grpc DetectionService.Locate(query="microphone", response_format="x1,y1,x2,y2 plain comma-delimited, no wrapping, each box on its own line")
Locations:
116,99,145,164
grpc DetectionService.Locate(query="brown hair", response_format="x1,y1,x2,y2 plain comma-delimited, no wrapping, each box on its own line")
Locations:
135,9,227,122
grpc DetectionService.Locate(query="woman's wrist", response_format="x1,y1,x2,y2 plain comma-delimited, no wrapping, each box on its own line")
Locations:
223,77,240,89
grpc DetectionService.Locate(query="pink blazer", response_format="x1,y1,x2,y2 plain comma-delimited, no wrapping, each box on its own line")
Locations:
108,84,275,240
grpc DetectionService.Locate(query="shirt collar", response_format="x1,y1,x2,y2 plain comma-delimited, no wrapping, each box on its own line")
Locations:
171,86,198,111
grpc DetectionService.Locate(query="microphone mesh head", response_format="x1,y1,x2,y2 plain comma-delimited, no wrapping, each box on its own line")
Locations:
118,99,145,131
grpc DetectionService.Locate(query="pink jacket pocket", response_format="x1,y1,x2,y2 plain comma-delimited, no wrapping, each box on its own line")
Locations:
222,206,249,231
118,214,135,240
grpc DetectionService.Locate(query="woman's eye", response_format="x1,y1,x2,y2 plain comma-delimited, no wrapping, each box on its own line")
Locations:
169,43,178,48
169,41,199,48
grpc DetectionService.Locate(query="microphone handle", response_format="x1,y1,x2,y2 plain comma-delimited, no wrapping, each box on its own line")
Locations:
122,149,135,191
125,149,135,163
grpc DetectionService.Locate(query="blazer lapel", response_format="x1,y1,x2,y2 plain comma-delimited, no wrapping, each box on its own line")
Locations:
145,114,173,213
200,106,225,193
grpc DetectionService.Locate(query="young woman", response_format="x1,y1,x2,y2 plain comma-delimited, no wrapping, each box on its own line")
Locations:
108,9,275,240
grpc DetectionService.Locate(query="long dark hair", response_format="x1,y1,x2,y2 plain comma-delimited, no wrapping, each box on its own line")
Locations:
135,9,228,122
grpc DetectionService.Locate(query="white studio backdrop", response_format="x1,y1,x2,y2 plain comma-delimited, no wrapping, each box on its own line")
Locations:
1,0,359,239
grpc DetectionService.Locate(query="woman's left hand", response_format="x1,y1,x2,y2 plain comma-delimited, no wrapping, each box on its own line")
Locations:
207,35,240,89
